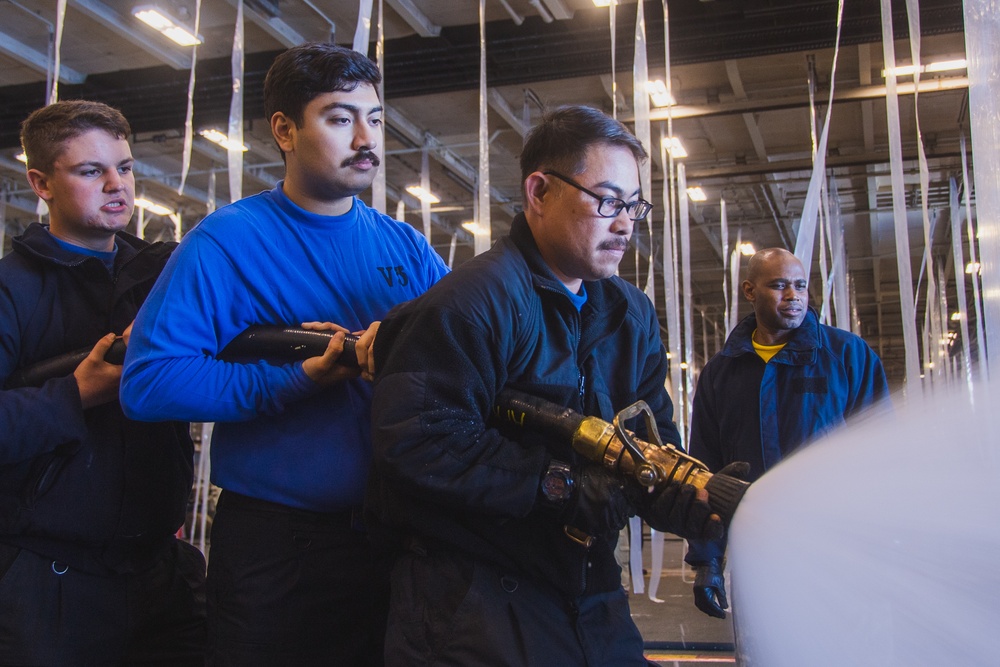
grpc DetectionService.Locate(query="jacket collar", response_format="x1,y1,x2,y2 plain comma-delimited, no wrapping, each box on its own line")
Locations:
14,222,147,272
722,307,822,363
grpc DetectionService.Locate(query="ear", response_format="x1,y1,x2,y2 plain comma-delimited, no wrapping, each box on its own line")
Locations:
270,112,295,155
523,171,549,217
742,279,755,303
25,168,53,202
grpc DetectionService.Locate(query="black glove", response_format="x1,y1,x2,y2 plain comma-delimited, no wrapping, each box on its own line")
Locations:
693,557,729,619
644,483,722,541
561,465,631,543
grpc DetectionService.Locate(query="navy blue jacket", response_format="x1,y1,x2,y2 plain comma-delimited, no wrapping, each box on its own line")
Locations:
370,213,680,597
0,223,193,574
686,309,888,563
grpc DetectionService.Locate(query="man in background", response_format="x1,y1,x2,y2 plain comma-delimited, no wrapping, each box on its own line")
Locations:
0,100,204,665
687,246,889,619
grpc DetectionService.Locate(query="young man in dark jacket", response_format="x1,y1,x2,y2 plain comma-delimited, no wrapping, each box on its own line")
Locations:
0,100,205,665
369,106,741,665
686,247,889,619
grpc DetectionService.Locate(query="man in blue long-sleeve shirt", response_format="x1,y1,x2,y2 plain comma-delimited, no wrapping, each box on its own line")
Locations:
121,44,448,666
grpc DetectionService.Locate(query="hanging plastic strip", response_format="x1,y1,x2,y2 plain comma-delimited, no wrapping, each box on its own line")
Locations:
721,199,730,335
420,148,431,242
962,0,1000,379
661,140,683,441
371,0,387,213
828,175,851,331
476,0,492,256
793,0,844,278
227,0,245,204
960,135,987,377
880,0,923,391
948,178,974,389
178,0,203,197
632,0,654,301
49,0,66,104
353,0,373,53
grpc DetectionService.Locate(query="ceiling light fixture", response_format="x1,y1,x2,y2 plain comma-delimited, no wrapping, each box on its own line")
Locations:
133,6,203,47
405,185,441,205
686,186,707,202
951,312,962,321
199,129,248,152
462,221,486,235
592,0,617,6
135,197,175,217
645,80,676,107
15,152,27,163
662,136,687,158
740,242,757,256
881,58,967,78
966,261,981,274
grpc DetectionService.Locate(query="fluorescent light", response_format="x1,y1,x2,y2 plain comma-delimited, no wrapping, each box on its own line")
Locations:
951,312,962,321
405,185,440,204
645,80,676,107
134,6,202,47
15,152,27,163
881,58,966,78
966,261,981,274
199,129,248,152
679,362,689,370
135,197,174,217
686,186,707,202
593,0,616,6
661,136,687,159
462,221,486,235
740,242,757,256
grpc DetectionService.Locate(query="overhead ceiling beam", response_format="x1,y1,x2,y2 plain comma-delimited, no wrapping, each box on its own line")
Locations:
630,76,970,123
540,0,574,20
70,0,193,70
0,32,86,84
487,90,528,138
226,0,305,47
385,0,441,37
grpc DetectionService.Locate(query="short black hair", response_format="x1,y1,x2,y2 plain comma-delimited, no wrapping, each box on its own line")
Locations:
20,100,131,173
263,42,382,129
519,105,647,188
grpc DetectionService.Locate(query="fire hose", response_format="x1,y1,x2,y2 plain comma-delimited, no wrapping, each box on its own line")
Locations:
6,327,749,523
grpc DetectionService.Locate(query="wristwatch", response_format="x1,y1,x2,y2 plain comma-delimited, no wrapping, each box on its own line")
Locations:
540,460,574,504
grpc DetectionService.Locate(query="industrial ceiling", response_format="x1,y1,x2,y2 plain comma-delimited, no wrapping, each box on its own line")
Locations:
0,0,976,386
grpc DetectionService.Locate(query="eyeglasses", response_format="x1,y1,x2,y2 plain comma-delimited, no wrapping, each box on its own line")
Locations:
543,171,653,221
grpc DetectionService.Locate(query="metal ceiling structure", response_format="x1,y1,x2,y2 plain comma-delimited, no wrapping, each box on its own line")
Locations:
0,0,978,386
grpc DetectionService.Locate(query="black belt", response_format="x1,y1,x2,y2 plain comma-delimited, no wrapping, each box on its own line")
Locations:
219,490,366,532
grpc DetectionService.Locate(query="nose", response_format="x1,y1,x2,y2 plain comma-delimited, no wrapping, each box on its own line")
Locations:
611,207,634,235
353,121,379,152
104,170,125,192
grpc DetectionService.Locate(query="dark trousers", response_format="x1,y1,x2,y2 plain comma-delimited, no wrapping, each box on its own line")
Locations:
385,548,649,667
0,538,207,666
206,490,389,667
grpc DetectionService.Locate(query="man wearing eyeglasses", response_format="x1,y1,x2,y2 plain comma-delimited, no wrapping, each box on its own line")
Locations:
367,106,729,665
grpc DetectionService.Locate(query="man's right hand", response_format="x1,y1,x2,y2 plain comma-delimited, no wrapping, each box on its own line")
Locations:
74,333,123,409
299,322,362,387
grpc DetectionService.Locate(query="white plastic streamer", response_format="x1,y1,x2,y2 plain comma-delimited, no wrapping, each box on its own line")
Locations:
960,136,987,376
679,167,695,414
0,189,6,258
963,0,1000,379
476,0,491,255
721,199,730,335
420,149,431,242
136,207,145,240
828,176,850,331
880,0,922,390
227,0,245,204
949,178,973,389
49,0,66,103
370,0,387,213
793,0,844,277
609,1,617,119
447,233,457,270
178,0,203,196
729,228,742,332
191,423,213,555
394,199,405,223
207,167,217,216
632,0,653,301
661,141,683,439
353,0,373,53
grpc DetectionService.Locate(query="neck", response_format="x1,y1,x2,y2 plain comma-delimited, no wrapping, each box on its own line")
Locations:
48,225,116,252
753,327,791,346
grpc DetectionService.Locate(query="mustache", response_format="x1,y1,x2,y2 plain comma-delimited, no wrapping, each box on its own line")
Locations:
342,150,381,168
599,238,630,252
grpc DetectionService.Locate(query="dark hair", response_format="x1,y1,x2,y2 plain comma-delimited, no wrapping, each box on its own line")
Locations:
264,42,382,128
519,105,648,186
20,100,131,173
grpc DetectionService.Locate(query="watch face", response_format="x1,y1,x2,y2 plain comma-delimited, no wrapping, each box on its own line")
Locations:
543,474,570,499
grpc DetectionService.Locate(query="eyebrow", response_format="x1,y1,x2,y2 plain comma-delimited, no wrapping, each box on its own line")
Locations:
68,157,135,170
320,102,384,116
589,179,641,200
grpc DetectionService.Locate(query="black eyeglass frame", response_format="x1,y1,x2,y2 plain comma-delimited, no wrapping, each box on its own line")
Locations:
542,170,653,221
